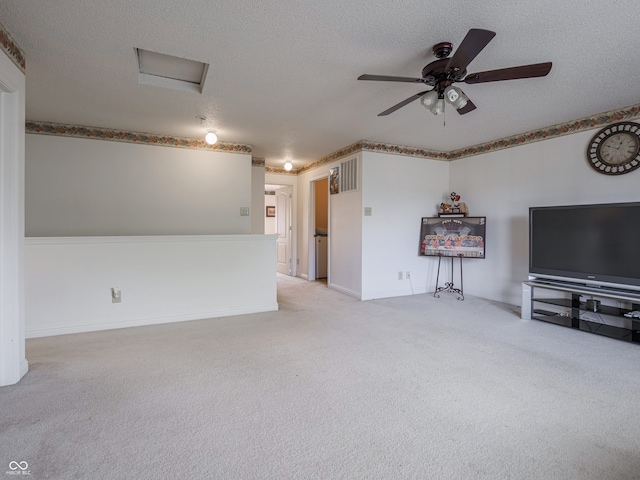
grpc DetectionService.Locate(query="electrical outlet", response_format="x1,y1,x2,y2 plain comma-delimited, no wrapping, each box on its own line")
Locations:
240,207,250,216
406,271,411,279
111,287,121,303
398,271,403,280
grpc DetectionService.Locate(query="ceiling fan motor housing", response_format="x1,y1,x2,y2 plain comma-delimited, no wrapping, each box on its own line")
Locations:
432,42,453,59
421,58,466,90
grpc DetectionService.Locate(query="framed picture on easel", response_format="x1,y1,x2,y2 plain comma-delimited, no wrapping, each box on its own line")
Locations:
419,216,486,258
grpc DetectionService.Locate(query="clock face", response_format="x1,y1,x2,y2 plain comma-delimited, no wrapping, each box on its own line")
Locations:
587,122,640,175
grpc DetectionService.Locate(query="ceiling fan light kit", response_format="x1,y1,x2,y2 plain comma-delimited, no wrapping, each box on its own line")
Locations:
358,28,552,117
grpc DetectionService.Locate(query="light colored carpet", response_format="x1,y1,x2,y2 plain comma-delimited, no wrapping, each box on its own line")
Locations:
2,274,640,479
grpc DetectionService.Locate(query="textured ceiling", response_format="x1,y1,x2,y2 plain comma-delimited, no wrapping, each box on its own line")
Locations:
1,0,639,169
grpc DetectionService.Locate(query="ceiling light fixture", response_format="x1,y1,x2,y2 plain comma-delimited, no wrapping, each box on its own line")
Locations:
420,85,468,116
283,161,293,171
197,116,218,145
205,130,218,145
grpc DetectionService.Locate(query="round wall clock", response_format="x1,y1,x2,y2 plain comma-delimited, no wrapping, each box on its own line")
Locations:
587,122,640,175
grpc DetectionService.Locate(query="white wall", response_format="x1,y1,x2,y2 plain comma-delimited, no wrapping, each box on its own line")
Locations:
25,235,277,337
0,47,28,386
328,173,362,298
361,152,450,300
251,165,265,234
264,193,276,234
296,157,363,297
293,151,450,300
26,134,253,236
22,134,278,341
449,126,640,305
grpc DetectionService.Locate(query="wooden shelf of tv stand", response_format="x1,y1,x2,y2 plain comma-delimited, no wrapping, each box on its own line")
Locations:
522,280,640,344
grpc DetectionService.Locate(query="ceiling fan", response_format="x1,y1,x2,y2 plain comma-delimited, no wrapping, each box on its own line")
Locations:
358,28,552,116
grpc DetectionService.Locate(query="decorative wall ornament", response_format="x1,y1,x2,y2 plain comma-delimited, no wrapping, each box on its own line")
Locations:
25,121,252,155
439,192,469,216
329,166,340,195
586,122,640,175
0,20,26,72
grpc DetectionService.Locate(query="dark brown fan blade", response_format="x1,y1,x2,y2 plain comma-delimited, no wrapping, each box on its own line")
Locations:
463,62,552,84
378,90,431,116
358,74,428,84
457,99,476,115
446,29,496,73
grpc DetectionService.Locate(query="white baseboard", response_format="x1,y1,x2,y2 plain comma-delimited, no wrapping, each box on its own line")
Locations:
361,284,434,300
26,303,279,338
328,283,361,299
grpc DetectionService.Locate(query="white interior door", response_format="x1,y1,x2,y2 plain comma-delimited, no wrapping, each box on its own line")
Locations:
275,186,292,275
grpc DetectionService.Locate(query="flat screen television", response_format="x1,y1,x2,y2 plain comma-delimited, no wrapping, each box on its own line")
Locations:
529,202,640,292
419,216,486,258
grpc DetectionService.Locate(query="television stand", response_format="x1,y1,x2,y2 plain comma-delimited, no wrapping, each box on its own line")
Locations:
522,280,640,344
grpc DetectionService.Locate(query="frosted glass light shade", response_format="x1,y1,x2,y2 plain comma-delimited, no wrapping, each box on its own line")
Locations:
284,161,293,171
431,98,445,115
420,90,439,109
205,131,218,145
444,86,468,109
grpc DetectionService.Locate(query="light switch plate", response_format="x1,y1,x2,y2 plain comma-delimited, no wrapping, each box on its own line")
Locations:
240,207,250,216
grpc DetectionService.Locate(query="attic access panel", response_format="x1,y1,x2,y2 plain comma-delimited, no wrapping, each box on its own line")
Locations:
136,48,209,93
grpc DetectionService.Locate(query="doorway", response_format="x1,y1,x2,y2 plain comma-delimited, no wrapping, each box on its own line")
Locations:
311,177,329,282
265,184,293,275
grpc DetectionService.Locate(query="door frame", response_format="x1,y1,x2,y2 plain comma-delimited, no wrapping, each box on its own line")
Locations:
308,174,330,282
0,51,28,386
264,180,297,277
274,185,292,275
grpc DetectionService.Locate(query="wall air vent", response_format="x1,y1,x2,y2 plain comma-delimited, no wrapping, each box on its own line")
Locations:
136,48,209,94
340,157,358,193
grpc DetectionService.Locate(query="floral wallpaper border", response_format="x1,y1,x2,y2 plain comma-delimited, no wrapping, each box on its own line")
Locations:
270,103,640,174
0,21,26,72
447,104,640,160
26,121,252,155
25,103,640,175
